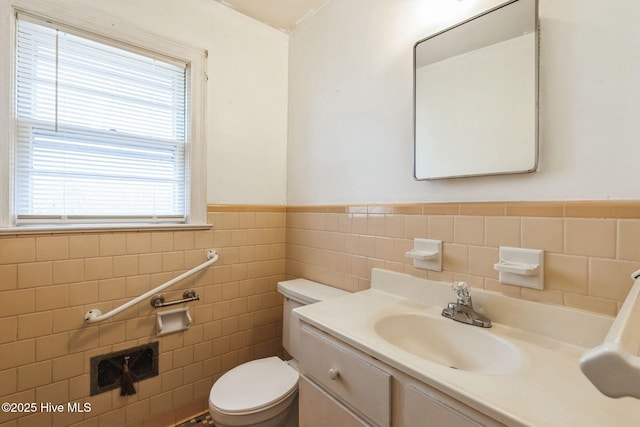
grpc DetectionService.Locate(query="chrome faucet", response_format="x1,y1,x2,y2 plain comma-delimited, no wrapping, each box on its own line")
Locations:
441,281,492,328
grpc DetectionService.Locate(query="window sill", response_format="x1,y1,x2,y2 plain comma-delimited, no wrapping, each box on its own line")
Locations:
0,223,212,236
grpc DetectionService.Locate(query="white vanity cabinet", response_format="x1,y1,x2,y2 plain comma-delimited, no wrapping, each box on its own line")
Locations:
299,323,392,426
299,322,505,427
402,383,504,427
299,376,370,427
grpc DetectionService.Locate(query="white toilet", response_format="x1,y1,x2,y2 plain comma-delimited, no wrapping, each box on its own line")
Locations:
208,278,348,427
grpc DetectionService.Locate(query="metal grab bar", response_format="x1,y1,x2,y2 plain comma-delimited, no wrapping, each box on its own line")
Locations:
84,249,219,324
150,289,200,308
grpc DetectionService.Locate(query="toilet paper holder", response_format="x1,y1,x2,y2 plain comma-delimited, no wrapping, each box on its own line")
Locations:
156,307,193,337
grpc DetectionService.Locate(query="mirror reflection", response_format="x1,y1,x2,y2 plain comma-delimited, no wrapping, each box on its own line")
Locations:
414,0,538,180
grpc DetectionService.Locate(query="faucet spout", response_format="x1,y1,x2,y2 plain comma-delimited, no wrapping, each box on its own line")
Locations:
442,281,492,328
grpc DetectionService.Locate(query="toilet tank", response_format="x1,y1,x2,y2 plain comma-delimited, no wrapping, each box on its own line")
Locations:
277,279,348,360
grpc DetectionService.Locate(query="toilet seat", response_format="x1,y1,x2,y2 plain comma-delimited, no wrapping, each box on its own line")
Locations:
209,356,299,425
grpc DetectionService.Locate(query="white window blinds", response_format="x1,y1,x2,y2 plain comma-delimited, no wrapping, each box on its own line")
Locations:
15,14,188,224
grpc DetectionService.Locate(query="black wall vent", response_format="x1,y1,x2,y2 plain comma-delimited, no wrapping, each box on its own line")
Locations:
90,341,159,396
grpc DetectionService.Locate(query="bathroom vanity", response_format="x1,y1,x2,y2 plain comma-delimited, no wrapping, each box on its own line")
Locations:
299,321,502,426
295,269,640,426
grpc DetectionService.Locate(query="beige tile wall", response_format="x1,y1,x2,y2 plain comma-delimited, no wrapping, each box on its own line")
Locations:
3,200,640,426
0,206,286,427
286,201,640,317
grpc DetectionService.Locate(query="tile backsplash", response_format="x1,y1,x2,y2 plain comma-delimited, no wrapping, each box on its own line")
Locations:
2,201,640,426
286,201,640,317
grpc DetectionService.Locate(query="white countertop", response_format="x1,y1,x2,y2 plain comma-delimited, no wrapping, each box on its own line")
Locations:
294,269,640,427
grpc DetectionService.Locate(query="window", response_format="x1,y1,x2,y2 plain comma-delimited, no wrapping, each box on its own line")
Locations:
0,7,207,228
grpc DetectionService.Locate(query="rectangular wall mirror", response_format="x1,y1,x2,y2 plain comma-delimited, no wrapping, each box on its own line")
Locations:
413,0,539,180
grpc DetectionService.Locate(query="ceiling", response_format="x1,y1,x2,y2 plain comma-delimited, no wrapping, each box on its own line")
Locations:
214,0,330,33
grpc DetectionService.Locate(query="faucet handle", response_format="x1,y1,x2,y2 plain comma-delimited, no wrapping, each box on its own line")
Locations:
453,280,468,293
453,280,467,290
452,281,471,305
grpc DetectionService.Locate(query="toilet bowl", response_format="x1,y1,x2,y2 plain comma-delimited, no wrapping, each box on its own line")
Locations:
209,357,298,427
208,279,348,427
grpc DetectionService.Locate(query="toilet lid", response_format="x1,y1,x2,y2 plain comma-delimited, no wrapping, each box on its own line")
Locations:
278,279,349,304
210,357,298,414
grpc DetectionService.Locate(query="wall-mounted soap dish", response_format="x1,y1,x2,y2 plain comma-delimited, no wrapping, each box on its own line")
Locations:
493,246,544,289
406,238,442,271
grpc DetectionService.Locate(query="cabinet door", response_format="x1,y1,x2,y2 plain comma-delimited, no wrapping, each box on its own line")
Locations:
300,324,391,426
404,384,504,427
299,375,370,427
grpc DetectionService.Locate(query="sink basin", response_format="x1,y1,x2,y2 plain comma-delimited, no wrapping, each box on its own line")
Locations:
374,313,522,374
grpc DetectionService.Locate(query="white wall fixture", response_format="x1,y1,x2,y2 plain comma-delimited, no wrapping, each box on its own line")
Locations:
406,238,442,271
156,307,192,337
579,269,640,399
494,246,544,289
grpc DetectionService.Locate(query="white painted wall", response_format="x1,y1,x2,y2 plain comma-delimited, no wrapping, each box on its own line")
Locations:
288,0,640,204
81,0,289,205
